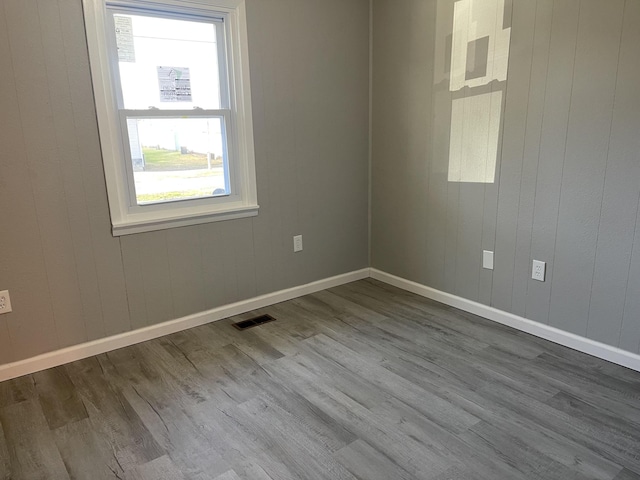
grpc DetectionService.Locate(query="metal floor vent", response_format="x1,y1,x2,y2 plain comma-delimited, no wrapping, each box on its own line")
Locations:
232,314,276,331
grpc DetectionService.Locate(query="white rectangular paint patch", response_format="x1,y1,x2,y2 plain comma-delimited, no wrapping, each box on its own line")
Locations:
448,90,502,183
450,0,511,91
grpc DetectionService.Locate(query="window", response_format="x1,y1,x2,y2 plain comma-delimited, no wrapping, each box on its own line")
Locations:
83,0,258,235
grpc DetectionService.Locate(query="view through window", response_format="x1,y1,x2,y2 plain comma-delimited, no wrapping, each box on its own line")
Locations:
113,12,230,205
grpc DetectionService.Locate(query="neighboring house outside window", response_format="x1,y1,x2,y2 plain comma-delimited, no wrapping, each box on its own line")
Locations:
83,0,258,235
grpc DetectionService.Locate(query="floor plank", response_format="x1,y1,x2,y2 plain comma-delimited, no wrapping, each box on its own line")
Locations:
124,455,186,480
0,375,36,409
333,439,416,480
0,422,10,480
33,366,88,430
0,399,69,479
53,418,124,480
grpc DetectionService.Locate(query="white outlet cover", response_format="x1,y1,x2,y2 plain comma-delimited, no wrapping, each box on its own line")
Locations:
293,235,303,253
532,260,546,282
482,250,494,270
0,290,12,314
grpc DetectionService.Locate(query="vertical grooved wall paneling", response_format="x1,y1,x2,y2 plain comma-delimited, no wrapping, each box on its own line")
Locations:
425,0,454,293
509,0,553,318
0,0,370,364
547,0,624,337
371,0,640,354
491,0,537,313
371,0,413,276
1,1,59,359
616,0,640,355
525,0,580,325
588,0,640,348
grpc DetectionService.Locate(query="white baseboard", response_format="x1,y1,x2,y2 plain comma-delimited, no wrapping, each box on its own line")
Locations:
0,268,370,382
3,266,638,381
371,269,640,373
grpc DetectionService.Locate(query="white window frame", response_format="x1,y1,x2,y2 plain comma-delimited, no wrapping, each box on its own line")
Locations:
82,0,258,236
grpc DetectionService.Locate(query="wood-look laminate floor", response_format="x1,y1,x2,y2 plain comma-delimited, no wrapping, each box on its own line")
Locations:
1,279,640,480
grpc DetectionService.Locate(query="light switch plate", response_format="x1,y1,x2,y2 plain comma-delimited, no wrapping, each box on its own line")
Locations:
482,250,494,270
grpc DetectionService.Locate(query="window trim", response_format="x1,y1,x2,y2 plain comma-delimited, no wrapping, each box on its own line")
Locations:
82,0,258,236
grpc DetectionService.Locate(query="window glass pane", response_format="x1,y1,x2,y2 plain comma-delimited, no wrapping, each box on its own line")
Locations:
113,13,222,109
127,117,228,205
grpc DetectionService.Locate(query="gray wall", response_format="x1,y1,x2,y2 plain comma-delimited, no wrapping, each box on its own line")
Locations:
3,0,639,366
371,0,640,355
0,0,370,364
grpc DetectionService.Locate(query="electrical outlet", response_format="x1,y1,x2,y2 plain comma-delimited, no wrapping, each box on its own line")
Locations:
0,290,12,314
482,250,494,270
293,235,303,253
532,260,546,282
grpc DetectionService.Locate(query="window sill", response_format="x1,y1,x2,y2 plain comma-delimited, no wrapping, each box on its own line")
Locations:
112,204,259,236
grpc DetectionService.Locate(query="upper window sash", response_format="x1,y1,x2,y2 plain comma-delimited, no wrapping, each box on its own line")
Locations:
104,7,231,112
